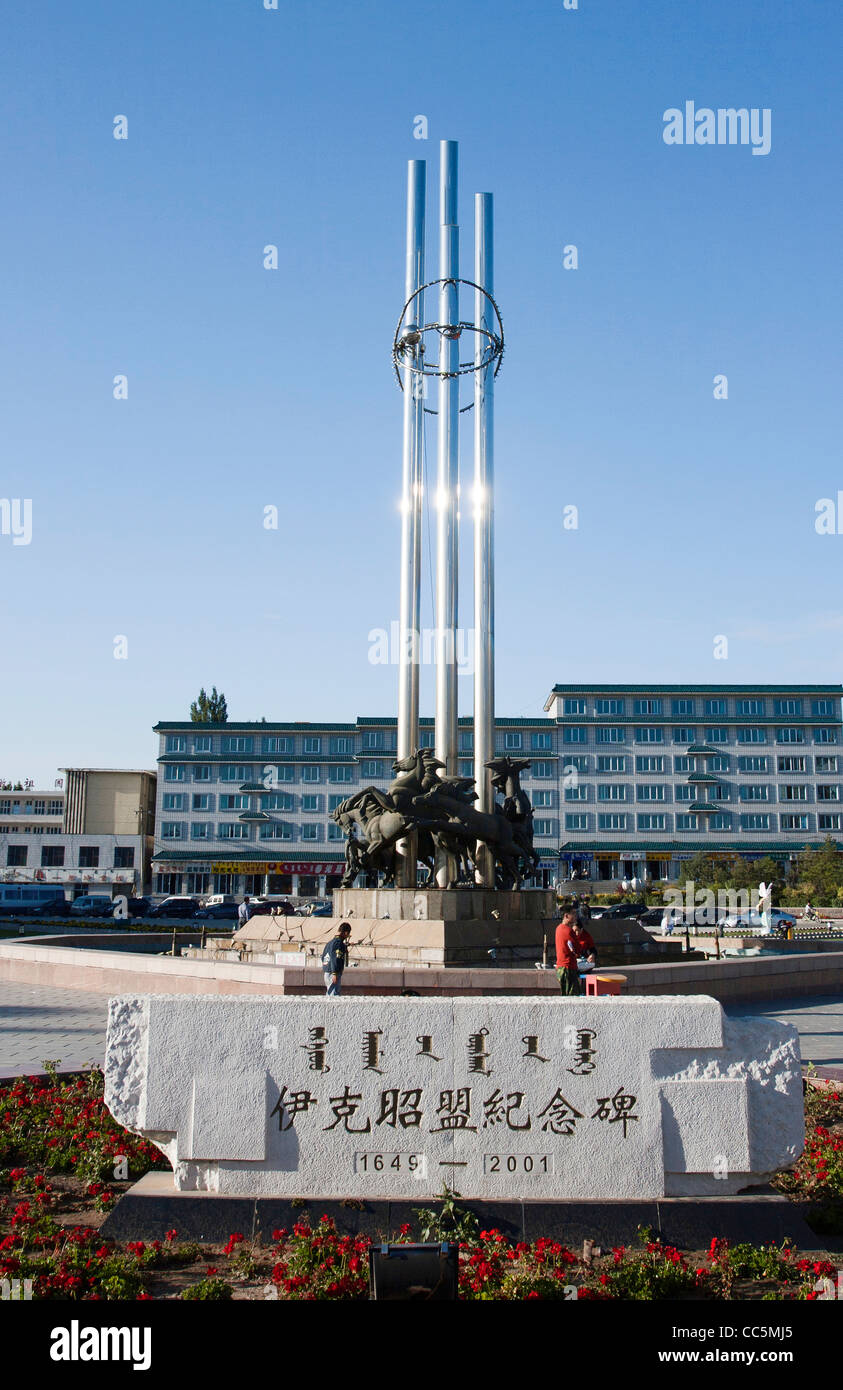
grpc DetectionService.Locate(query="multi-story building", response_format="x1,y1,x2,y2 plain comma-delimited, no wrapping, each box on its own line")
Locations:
151,716,562,897
0,769,157,898
151,686,843,897
544,684,843,882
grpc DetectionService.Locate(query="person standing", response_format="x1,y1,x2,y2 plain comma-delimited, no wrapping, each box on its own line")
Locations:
237,896,252,928
555,907,582,995
322,921,352,996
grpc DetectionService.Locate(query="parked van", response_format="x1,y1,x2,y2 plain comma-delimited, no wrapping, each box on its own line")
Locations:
202,894,239,908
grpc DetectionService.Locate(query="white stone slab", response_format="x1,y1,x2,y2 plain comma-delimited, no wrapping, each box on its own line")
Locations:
104,994,804,1199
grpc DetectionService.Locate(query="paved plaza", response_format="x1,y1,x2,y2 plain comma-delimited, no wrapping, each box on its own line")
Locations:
0,982,841,1079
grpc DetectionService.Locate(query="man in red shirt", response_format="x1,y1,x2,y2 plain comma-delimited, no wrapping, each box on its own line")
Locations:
573,922,598,967
555,907,582,995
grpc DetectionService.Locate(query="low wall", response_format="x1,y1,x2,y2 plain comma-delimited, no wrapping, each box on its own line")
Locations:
1,940,842,1002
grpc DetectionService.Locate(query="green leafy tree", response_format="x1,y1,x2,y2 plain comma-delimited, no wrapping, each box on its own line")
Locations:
794,837,843,902
190,687,228,724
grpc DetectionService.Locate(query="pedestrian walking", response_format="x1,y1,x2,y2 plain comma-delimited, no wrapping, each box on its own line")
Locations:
322,921,352,996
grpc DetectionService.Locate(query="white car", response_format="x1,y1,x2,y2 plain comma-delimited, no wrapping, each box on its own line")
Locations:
717,909,796,934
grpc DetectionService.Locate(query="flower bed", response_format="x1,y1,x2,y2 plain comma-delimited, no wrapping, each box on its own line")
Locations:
1,1066,841,1301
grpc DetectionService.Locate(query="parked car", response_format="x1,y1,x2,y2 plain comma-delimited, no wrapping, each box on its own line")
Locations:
69,895,118,918
111,896,151,919
29,897,72,918
148,897,200,919
193,902,239,921
637,907,668,930
201,894,239,908
717,908,796,934
589,901,647,921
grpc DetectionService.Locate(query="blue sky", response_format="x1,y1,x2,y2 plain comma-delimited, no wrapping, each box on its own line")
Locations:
1,0,841,784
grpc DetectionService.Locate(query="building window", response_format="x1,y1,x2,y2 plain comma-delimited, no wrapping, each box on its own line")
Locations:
636,785,665,801
674,756,691,773
360,761,385,779
193,735,212,753
41,846,65,867
78,846,99,868
504,732,523,749
814,728,838,744
705,699,727,716
737,728,766,744
676,814,700,831
218,823,248,839
597,813,626,831
813,699,837,717
816,756,838,773
673,728,695,744
778,756,806,773
533,762,553,778
301,824,320,841
329,766,352,783
633,698,662,715
564,786,587,802
419,731,435,749
564,755,589,772
595,698,624,715
780,786,808,802
531,732,552,750
264,736,292,754
272,765,294,782
533,819,554,836
328,822,344,840
533,790,553,807
708,813,731,830
704,728,729,744
302,766,320,783
260,823,293,840
777,728,804,744
709,784,729,801
781,814,809,831
737,699,764,716
635,728,663,744
328,795,345,811
672,699,695,716
192,793,211,811
303,737,322,754
7,845,27,866
599,756,626,773
163,793,185,811
330,737,352,755
739,786,769,801
597,785,626,801
112,847,134,868
220,794,249,811
675,785,695,802
774,698,802,717
164,765,185,781
48,800,62,815
637,813,666,830
565,813,589,830
193,765,211,782
818,813,842,830
165,735,187,753
817,785,840,801
563,699,587,715
595,727,624,744
161,822,183,839
564,727,587,744
222,736,253,754
740,813,771,830
459,760,474,778
635,756,665,773
709,755,729,772
737,755,768,773
190,823,211,839
301,794,321,812
458,732,474,752
264,792,294,810
364,732,384,750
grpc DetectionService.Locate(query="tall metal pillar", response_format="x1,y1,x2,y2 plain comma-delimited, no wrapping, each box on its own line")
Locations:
396,160,426,887
435,140,460,886
473,193,496,887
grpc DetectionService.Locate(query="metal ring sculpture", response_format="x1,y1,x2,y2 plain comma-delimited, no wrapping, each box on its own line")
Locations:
392,277,505,394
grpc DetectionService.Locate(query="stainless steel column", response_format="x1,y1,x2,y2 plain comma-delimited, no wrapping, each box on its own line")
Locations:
396,159,426,888
435,141,460,886
473,192,495,887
